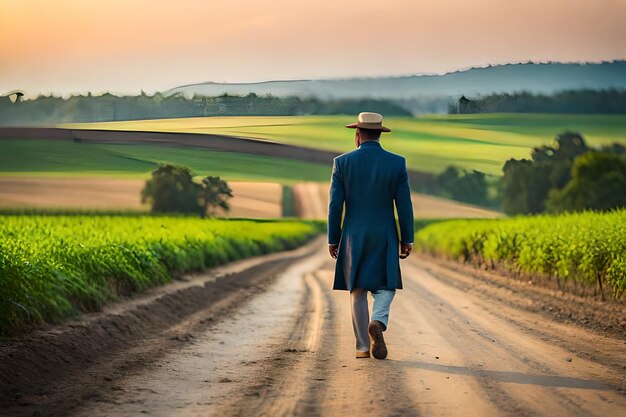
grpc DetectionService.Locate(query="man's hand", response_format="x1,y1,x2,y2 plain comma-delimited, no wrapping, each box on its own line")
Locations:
329,244,339,259
400,242,413,259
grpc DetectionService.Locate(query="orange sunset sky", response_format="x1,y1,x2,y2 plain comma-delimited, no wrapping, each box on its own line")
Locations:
1,0,625,98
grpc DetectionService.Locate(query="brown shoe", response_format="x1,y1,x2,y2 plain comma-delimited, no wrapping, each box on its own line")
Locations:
368,320,387,360
356,350,370,358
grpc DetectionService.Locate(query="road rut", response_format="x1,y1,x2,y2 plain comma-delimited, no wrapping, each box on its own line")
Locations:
2,241,624,417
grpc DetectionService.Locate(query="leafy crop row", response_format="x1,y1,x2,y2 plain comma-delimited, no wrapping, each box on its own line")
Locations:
0,215,323,335
414,210,626,299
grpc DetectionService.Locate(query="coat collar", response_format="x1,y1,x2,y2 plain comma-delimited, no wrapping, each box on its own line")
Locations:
358,140,382,149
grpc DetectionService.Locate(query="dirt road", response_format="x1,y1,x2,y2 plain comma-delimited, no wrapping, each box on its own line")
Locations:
3,238,623,417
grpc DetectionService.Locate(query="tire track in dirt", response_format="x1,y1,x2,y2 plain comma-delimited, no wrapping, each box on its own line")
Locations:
64,256,626,417
2,228,624,416
217,260,420,417
314,265,420,416
216,270,332,416
0,238,325,417
416,258,626,368
63,241,329,417
399,260,626,417
417,257,625,339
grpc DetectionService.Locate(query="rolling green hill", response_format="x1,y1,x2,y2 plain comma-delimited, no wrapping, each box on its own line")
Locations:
59,113,626,175
0,140,330,184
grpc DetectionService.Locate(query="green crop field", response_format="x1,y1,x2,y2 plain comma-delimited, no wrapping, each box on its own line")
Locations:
60,113,626,175
0,140,330,184
0,215,323,335
414,210,626,299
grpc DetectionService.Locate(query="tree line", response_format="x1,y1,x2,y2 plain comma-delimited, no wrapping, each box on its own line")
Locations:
449,89,626,114
421,132,626,215
501,132,626,214
0,91,411,125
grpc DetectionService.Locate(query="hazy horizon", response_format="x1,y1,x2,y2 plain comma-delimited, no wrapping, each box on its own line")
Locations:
8,59,626,100
2,0,626,99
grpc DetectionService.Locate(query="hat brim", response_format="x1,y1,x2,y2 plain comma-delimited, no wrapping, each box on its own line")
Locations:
345,122,391,132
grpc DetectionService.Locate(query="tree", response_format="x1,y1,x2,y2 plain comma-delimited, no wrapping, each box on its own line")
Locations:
449,90,626,115
200,176,233,217
458,95,477,114
435,166,460,191
501,132,590,215
141,165,204,215
434,166,490,206
502,159,533,214
141,166,234,217
546,152,626,213
452,170,488,206
552,131,588,161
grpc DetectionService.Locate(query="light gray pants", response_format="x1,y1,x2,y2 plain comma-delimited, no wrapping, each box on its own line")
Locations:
350,288,396,352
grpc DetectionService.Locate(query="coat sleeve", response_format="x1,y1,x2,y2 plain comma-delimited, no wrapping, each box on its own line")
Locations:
328,157,345,245
394,158,414,244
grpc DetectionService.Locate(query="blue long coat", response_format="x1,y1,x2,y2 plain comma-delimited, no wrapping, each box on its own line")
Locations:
328,140,414,291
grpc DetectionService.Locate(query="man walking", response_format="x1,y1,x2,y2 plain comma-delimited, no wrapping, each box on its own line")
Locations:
328,112,414,360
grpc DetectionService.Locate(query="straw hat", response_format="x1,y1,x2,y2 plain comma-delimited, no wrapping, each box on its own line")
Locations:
345,112,391,132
